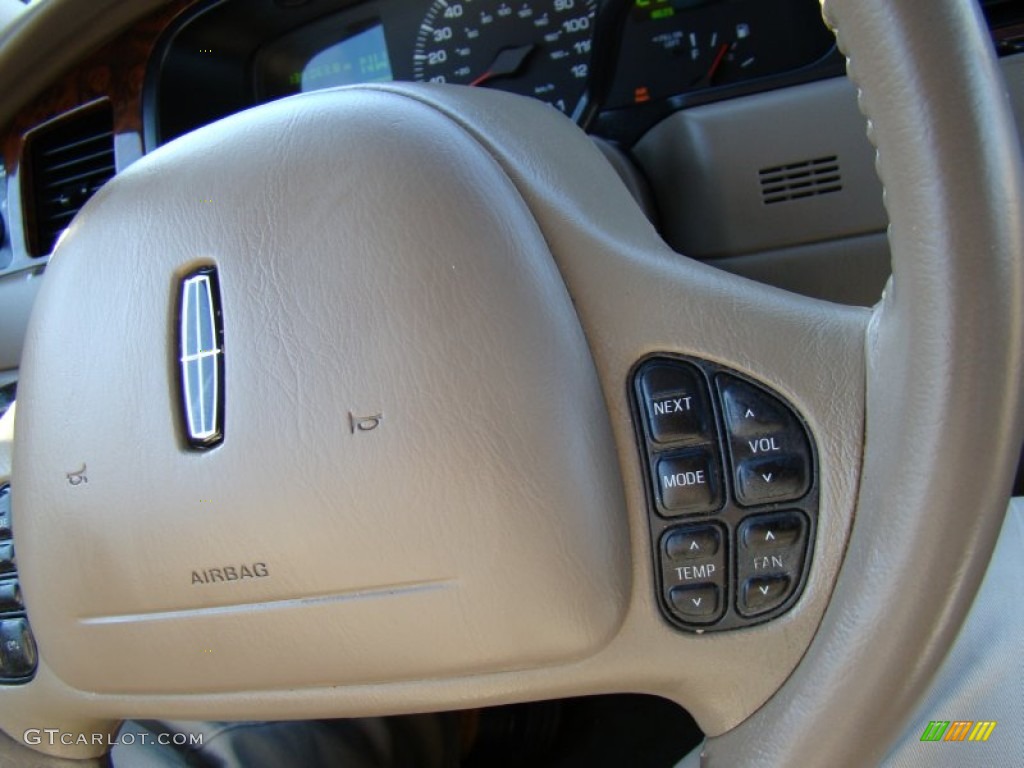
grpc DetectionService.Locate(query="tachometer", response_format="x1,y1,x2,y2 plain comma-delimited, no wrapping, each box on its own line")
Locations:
413,0,597,114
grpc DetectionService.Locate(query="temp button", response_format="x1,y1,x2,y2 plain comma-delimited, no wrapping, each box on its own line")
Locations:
664,525,721,560
669,583,721,621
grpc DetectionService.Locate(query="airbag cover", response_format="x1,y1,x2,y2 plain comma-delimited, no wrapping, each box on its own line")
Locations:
12,87,629,694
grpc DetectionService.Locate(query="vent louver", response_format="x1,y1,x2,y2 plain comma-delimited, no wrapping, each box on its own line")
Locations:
25,101,115,257
759,156,842,205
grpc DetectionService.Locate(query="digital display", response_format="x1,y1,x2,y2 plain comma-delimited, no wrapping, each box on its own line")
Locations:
256,20,394,101
292,24,392,92
632,0,713,23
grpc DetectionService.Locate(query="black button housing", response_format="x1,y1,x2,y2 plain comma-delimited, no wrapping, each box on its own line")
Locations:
632,357,817,632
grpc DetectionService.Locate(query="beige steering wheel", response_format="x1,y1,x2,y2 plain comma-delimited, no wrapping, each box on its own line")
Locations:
0,0,1021,765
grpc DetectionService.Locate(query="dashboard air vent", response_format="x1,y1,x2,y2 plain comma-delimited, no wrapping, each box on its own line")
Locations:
24,101,115,257
759,156,842,205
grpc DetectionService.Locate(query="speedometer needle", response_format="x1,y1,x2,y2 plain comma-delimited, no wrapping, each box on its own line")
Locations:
468,43,536,87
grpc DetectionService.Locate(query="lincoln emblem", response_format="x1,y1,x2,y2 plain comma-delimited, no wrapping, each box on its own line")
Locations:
178,267,224,448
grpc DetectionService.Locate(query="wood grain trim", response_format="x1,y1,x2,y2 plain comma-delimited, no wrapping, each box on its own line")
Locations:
2,0,194,176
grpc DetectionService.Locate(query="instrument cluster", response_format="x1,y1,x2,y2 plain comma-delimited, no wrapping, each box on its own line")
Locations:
148,0,838,147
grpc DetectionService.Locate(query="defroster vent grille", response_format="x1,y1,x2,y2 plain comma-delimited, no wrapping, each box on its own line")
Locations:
25,101,115,256
759,156,842,205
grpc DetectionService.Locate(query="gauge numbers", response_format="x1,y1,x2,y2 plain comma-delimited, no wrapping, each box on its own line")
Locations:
413,0,597,114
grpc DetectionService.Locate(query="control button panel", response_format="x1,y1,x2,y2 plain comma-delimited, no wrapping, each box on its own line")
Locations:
633,358,817,632
0,485,37,683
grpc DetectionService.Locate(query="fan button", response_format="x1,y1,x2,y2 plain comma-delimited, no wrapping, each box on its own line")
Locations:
740,575,792,615
736,511,808,617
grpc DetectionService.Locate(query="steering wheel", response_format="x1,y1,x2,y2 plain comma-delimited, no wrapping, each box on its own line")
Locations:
0,0,1021,764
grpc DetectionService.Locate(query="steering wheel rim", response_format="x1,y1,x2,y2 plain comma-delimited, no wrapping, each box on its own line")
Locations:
704,0,1024,762
0,0,1021,765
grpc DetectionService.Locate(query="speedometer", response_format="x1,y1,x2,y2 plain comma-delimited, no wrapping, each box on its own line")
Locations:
413,0,597,114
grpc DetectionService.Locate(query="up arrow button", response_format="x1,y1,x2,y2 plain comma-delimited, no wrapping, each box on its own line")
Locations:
664,524,721,560
741,511,804,549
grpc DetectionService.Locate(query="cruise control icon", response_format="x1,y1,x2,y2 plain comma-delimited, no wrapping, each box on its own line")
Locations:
178,267,224,449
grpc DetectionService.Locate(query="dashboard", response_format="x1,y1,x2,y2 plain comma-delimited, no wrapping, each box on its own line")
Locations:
149,0,841,148
1,0,1023,374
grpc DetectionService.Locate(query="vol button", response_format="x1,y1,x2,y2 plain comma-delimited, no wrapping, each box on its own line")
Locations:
735,454,809,505
718,376,789,438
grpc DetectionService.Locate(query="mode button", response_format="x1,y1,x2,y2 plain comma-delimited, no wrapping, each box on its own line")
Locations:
655,450,722,515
